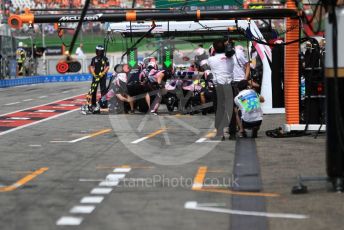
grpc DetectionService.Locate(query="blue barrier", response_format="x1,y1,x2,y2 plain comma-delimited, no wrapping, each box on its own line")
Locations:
0,73,112,88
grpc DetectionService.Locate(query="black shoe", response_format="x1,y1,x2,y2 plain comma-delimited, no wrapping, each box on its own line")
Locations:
92,105,100,114
92,109,100,114
228,134,236,140
238,131,247,138
252,128,258,138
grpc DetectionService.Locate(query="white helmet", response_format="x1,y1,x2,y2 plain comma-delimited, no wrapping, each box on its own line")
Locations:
147,62,158,70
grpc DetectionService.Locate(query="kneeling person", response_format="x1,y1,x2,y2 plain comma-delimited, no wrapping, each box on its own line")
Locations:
107,73,133,114
234,80,264,138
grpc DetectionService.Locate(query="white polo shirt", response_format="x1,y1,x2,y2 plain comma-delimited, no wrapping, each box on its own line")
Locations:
208,53,234,85
233,49,249,82
75,47,85,59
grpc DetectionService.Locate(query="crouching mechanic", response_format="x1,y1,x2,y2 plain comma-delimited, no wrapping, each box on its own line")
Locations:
87,45,110,113
107,72,134,114
234,80,264,138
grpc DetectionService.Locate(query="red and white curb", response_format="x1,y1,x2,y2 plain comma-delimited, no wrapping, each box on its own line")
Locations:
0,94,86,136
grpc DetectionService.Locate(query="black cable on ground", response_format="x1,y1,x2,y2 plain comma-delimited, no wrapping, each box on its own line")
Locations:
265,127,311,138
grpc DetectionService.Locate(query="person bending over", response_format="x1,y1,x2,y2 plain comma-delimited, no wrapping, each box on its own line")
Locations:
234,80,264,138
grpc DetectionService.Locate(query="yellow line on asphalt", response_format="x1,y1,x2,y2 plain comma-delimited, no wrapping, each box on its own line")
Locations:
197,188,280,198
131,128,166,144
192,166,208,190
146,129,166,138
191,166,279,197
66,129,112,143
89,129,112,138
205,130,216,138
0,167,49,192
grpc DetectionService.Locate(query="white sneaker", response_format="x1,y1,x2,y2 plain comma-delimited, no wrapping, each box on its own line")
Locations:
150,110,158,116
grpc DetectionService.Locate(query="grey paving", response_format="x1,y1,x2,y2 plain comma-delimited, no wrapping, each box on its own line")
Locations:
0,83,342,230
0,83,235,230
257,115,344,230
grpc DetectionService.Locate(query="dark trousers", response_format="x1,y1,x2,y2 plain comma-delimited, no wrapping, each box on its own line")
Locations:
214,84,233,136
228,81,240,135
91,76,107,106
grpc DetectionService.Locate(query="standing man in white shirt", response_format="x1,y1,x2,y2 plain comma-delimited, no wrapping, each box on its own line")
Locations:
208,39,235,140
75,43,85,59
232,45,251,137
233,45,250,83
75,43,86,72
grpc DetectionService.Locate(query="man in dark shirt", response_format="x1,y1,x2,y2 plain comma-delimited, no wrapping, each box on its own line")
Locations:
87,45,110,112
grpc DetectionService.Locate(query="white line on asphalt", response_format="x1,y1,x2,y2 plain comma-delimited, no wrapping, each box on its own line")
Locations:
106,174,126,181
79,179,104,182
69,135,91,143
98,180,120,187
196,137,221,143
80,196,104,204
7,117,30,120
50,140,71,143
196,203,227,207
98,174,125,187
5,102,20,106
196,138,207,143
70,205,96,214
131,136,149,144
56,216,83,226
184,202,309,219
62,91,70,94
23,99,33,102
38,95,47,98
52,129,111,144
36,110,56,113
50,137,91,143
196,140,222,143
55,104,76,107
29,145,42,147
90,188,113,194
113,168,131,173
